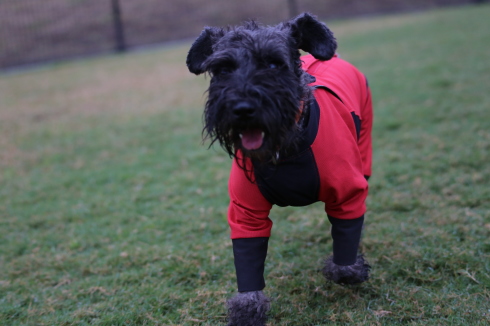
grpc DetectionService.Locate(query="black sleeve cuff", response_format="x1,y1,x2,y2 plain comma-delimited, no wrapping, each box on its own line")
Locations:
232,237,269,292
328,215,364,266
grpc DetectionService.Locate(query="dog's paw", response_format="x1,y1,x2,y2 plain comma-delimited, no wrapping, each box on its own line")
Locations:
323,254,371,285
226,291,270,326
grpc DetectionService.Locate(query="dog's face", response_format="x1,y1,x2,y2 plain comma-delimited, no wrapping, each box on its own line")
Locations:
187,13,337,163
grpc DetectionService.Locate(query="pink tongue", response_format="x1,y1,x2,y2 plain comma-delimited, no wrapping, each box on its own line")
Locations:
241,129,264,150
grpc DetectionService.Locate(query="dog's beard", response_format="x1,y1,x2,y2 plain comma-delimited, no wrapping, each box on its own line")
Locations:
203,67,312,164
204,98,311,165
203,119,293,164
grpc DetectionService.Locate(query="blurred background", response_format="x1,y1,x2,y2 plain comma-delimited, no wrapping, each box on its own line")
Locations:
0,0,485,70
1,1,490,324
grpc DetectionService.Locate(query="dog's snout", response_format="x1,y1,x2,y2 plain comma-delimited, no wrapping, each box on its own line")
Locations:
233,102,256,119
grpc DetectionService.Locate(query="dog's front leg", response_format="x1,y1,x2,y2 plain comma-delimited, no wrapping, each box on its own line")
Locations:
227,237,270,326
323,215,371,284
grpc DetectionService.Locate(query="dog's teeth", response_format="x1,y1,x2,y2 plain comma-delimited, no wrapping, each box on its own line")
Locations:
261,132,265,138
239,134,243,139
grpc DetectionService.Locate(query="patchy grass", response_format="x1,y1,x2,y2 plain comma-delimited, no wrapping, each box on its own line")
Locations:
1,4,490,325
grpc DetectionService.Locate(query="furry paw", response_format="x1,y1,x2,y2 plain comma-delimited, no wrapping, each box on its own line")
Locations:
227,291,270,326
323,254,371,285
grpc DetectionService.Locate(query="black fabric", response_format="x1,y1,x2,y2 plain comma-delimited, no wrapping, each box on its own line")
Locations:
232,237,269,292
253,99,320,207
350,112,361,141
328,215,364,266
314,85,343,103
253,148,320,207
252,91,363,207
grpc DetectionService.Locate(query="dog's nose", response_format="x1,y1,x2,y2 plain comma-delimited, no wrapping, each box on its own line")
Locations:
233,102,256,119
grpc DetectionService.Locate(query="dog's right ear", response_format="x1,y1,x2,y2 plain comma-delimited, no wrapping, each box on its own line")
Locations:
186,27,224,75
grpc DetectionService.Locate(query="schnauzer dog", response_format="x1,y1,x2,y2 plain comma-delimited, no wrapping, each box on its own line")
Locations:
186,13,373,326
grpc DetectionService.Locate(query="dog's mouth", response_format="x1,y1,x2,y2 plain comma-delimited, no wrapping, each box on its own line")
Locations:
239,129,265,150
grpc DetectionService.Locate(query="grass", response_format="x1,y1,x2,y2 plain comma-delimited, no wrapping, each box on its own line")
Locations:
1,3,490,325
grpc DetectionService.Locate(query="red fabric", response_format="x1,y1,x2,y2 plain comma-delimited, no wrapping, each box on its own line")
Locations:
228,54,372,239
302,54,372,177
310,88,368,219
228,153,273,239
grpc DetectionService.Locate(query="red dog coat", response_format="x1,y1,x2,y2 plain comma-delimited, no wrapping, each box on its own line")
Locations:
227,55,373,292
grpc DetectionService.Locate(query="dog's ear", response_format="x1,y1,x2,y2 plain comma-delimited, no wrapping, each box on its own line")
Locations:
288,13,337,61
186,27,224,75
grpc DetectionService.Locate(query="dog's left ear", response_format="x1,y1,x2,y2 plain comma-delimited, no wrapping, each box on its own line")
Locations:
287,13,337,61
186,27,224,75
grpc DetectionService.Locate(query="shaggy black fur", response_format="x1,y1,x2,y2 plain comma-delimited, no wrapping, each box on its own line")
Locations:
323,255,371,285
226,291,270,326
186,13,336,165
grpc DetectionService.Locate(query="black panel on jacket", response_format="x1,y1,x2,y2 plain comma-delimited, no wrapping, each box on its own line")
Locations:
350,112,361,140
232,237,269,292
253,99,320,207
314,85,343,103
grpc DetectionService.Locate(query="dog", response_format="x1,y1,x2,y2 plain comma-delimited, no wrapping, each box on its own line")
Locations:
186,13,373,326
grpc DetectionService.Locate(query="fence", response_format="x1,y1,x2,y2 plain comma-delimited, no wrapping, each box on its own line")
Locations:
0,0,479,69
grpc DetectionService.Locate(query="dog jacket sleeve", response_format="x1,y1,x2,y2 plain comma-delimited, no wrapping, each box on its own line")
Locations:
232,237,269,292
329,215,364,265
228,156,272,292
228,152,273,239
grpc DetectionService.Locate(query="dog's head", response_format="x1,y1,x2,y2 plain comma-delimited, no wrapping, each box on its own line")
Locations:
186,13,337,163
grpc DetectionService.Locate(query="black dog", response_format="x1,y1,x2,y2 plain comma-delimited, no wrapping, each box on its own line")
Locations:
187,13,373,326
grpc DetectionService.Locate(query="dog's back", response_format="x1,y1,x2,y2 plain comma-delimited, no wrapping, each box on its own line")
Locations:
303,54,373,177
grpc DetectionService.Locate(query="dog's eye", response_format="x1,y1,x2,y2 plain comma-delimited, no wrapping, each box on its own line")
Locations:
219,67,232,75
213,66,234,76
266,60,284,70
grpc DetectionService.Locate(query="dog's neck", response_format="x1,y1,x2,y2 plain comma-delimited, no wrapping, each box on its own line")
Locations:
296,98,311,131
295,100,305,123
271,99,311,164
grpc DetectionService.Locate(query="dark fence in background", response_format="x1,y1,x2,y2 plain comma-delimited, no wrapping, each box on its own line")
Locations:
0,0,482,69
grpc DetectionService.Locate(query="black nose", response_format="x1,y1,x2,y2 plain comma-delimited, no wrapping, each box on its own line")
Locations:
233,102,256,119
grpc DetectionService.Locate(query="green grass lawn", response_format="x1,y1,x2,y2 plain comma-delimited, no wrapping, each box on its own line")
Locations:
1,4,490,325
